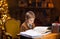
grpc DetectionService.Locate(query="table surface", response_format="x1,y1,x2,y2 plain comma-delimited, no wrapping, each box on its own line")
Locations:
34,33,60,39
17,33,60,39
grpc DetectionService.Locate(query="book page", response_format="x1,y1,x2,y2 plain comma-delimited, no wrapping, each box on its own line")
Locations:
33,26,49,33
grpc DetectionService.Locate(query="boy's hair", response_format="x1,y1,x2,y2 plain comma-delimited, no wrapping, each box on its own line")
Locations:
25,11,35,20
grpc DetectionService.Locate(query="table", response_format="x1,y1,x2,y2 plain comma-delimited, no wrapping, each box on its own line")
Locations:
17,33,60,39
34,33,59,39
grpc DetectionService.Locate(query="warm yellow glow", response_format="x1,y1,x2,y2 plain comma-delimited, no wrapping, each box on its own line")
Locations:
0,0,8,13
48,3,54,8
29,0,32,4
0,0,9,23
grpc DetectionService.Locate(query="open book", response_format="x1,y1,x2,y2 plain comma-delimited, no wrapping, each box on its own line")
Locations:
20,26,51,38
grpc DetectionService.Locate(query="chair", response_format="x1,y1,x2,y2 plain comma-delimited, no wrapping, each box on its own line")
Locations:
4,19,20,39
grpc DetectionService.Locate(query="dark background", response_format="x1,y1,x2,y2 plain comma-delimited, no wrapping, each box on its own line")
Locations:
6,0,60,26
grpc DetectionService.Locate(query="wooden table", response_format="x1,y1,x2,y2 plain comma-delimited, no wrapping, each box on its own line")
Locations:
34,33,59,39
17,33,60,39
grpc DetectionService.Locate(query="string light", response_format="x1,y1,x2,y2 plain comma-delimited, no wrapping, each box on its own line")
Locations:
0,0,9,23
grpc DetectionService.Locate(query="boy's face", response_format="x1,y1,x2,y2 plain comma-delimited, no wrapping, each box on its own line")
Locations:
28,18,35,24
